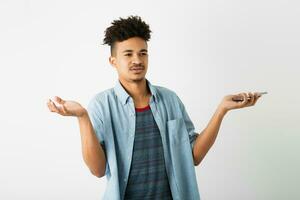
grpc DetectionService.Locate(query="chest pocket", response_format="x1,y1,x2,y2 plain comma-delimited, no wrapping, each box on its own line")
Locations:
167,118,189,145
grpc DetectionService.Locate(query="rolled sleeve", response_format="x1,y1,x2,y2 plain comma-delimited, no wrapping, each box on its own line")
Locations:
176,95,199,150
87,98,110,176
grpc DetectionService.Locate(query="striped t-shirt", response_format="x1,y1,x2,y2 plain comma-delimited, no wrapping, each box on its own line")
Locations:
124,105,173,200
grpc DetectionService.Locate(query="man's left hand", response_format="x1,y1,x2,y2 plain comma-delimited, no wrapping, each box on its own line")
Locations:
218,92,262,113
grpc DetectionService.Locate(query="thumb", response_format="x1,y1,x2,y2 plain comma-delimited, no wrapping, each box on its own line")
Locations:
54,96,66,105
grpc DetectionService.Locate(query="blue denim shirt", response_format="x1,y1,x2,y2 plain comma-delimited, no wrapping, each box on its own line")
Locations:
87,79,201,200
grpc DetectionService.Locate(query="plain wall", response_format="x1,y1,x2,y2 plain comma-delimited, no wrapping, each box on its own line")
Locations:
0,0,299,199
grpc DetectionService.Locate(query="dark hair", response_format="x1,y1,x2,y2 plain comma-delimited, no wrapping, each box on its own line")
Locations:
103,15,152,55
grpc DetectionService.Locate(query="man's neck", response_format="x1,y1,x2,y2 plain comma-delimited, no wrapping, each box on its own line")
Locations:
119,78,151,104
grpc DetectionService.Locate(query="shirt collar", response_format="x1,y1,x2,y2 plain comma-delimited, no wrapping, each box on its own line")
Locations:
114,78,158,105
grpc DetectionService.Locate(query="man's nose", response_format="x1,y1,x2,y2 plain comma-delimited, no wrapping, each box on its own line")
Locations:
132,54,142,64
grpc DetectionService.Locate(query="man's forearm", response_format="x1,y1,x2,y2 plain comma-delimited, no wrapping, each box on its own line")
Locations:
77,111,106,177
193,106,227,165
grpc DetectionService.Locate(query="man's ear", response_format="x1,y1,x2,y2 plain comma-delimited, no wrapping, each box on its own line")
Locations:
109,56,117,68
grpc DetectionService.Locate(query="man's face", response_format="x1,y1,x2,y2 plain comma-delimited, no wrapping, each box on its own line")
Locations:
109,37,148,83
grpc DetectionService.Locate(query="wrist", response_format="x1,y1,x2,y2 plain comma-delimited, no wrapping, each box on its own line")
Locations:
77,109,88,119
216,105,228,117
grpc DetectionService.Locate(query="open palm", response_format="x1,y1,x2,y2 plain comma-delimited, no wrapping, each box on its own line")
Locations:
47,96,86,117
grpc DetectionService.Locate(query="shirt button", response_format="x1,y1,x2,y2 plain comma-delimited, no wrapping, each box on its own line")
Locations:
124,178,126,182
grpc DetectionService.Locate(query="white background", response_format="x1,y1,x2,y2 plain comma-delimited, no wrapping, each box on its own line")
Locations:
0,0,299,199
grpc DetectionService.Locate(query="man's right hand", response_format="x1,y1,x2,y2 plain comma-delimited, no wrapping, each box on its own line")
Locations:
47,96,87,117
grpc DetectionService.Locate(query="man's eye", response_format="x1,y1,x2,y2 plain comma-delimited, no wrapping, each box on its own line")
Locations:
125,54,131,56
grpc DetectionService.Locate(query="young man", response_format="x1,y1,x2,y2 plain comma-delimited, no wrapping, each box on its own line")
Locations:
47,16,262,200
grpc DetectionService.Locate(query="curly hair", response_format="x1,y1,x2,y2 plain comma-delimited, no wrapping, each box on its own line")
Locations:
103,15,152,55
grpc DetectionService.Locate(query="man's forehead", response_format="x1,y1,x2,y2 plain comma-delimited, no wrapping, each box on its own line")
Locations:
116,38,147,51
121,49,148,53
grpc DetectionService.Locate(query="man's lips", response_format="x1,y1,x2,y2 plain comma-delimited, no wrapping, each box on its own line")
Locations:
130,66,144,71
130,67,144,74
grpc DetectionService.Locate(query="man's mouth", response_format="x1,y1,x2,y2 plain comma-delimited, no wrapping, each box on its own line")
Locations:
130,66,144,73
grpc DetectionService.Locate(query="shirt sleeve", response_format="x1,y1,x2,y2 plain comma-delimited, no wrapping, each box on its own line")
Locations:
86,97,110,176
176,95,199,151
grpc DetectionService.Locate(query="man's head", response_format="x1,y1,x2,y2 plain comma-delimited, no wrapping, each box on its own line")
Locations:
103,15,152,83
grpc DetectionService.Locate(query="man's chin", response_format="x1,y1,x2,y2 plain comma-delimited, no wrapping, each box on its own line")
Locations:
130,76,146,82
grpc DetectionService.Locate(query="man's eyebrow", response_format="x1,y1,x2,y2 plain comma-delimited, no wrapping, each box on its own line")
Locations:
122,50,133,53
122,49,148,53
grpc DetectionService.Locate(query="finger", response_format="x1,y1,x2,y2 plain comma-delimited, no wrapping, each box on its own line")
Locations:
47,100,54,112
47,99,59,113
242,93,248,103
238,93,248,107
246,92,254,106
253,92,260,105
48,99,66,115
234,93,249,105
54,96,66,105
61,104,68,115
248,92,255,105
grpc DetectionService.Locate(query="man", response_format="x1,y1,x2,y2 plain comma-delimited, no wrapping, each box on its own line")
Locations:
47,15,262,200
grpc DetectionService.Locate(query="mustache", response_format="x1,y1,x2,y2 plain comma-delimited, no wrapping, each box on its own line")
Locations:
130,64,144,70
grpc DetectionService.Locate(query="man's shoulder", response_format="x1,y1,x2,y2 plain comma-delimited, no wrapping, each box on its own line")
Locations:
151,84,181,103
88,87,115,107
94,87,115,99
152,84,177,97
